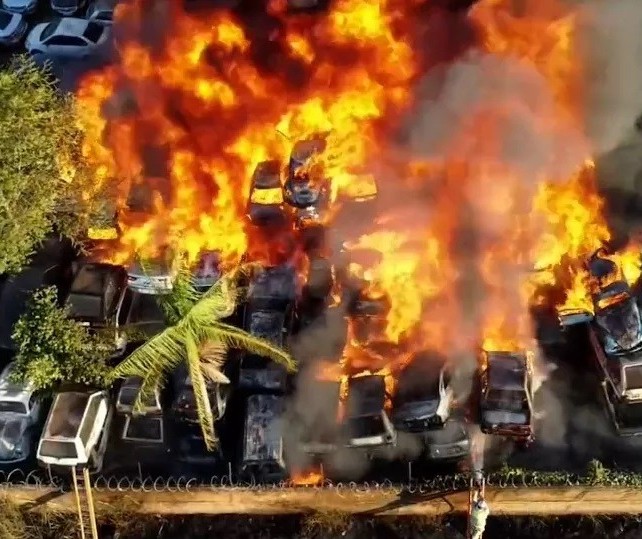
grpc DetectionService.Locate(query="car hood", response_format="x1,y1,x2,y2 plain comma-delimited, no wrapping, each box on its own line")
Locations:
393,399,439,421
0,416,28,460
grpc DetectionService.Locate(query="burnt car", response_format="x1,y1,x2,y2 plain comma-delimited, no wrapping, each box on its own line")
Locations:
299,379,342,455
424,419,470,463
247,160,287,227
392,356,454,433
556,250,642,434
175,423,223,468
284,137,330,230
478,350,534,444
344,375,396,449
171,365,230,424
238,394,286,482
585,280,642,435
238,265,298,392
64,261,129,353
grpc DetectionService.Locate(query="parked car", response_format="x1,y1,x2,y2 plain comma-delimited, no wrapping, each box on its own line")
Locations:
478,350,534,444
175,423,222,467
424,419,470,463
116,376,162,416
238,265,298,392
284,137,330,230
126,247,180,295
51,0,87,16
0,363,45,465
87,0,117,24
26,17,111,59
170,365,230,424
299,380,342,455
392,355,454,433
247,160,287,227
64,261,129,353
0,9,26,45
344,375,396,449
238,394,286,482
2,0,37,14
37,390,113,473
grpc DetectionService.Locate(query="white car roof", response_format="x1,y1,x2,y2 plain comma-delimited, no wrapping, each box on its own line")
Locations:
52,17,91,37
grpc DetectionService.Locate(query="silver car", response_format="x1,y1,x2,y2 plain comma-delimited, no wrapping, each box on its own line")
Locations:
2,0,37,14
26,17,111,59
51,0,86,16
0,9,27,44
87,0,117,25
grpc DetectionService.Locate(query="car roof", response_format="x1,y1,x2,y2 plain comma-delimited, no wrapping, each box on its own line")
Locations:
486,352,526,390
52,17,90,36
43,391,94,439
0,363,33,400
346,375,386,417
71,263,123,295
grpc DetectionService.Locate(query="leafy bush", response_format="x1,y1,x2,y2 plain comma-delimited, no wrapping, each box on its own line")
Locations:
11,287,113,393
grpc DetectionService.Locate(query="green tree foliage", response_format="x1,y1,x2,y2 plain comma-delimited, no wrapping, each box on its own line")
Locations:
0,55,108,274
111,265,296,449
11,287,112,392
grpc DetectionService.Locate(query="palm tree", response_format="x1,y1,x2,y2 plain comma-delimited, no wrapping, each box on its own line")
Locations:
110,263,296,449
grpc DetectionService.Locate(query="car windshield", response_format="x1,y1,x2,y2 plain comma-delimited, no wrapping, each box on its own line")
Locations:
39,440,77,459
41,20,61,41
0,401,26,414
485,388,525,412
0,11,12,29
67,293,103,320
82,21,104,43
624,366,642,391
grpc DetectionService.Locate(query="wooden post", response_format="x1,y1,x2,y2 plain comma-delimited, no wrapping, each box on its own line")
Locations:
71,467,86,539
83,467,99,539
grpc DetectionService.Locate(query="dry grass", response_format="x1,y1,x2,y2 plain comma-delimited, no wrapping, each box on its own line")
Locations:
300,511,352,537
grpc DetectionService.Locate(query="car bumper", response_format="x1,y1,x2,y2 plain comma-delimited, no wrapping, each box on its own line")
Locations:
480,423,533,440
52,6,80,15
426,441,470,461
0,23,28,45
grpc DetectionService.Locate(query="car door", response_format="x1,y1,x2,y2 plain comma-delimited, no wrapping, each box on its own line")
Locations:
44,34,88,57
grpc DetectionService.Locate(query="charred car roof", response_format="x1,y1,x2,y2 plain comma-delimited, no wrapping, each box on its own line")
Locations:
485,351,527,391
248,265,298,304
243,394,284,463
346,375,386,417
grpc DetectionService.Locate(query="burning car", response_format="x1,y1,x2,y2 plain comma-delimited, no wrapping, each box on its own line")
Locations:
556,250,642,435
392,355,454,433
344,375,396,449
478,350,534,444
246,160,287,227
238,394,286,482
238,265,298,392
284,138,330,231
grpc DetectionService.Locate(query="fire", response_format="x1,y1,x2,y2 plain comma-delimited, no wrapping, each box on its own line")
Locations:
76,0,418,268
290,467,324,486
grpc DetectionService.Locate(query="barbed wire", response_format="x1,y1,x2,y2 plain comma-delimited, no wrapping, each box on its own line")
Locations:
1,464,641,493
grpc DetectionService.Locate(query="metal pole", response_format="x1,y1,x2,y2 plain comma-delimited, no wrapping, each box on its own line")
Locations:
83,467,99,539
71,467,86,539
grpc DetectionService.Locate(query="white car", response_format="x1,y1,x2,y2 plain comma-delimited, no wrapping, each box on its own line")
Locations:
0,363,44,464
0,9,26,45
51,0,86,16
2,0,37,14
87,0,117,25
26,17,111,59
